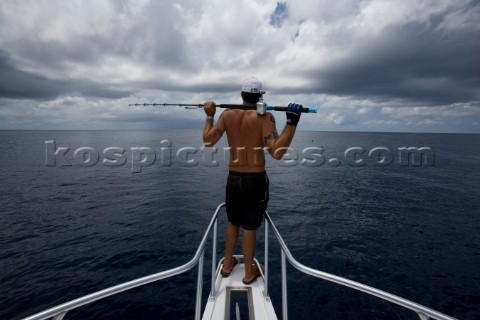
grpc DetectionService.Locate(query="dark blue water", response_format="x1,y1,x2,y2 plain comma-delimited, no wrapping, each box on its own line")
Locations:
1,130,479,320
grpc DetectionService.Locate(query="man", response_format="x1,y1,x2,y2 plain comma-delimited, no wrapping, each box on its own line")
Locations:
203,76,302,284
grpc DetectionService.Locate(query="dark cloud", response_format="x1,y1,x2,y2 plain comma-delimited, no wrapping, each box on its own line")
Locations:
128,76,239,95
0,1,191,102
10,38,100,71
299,7,480,105
161,82,238,94
0,52,132,100
13,2,188,69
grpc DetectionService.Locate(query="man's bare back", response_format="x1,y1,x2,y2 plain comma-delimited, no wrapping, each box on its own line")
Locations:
203,101,298,172
220,109,276,172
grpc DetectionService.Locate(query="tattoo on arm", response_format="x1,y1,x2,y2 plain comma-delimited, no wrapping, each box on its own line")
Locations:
264,130,279,144
214,127,223,137
269,114,276,123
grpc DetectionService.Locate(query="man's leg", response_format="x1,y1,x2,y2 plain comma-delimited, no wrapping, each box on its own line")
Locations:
222,222,240,273
242,229,256,280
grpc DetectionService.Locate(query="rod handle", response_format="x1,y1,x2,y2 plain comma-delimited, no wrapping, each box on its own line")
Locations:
218,104,317,113
267,106,317,113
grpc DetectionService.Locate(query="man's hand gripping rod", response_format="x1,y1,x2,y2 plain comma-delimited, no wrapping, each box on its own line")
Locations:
128,102,317,114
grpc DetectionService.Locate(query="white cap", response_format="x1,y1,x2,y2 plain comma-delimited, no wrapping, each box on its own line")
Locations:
241,76,264,93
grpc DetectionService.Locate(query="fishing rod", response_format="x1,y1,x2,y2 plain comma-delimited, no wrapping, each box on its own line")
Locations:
128,100,317,115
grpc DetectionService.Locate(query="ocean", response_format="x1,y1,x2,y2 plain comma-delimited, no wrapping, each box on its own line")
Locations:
0,130,479,320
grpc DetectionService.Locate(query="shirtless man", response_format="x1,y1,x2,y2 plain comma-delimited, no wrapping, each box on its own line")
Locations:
203,76,302,284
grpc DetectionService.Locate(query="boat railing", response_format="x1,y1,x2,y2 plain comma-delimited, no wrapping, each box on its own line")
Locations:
21,203,226,320
262,211,458,320
21,203,457,320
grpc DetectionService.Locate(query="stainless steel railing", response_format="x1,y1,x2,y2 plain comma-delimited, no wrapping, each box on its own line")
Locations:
21,203,457,320
263,211,458,320
21,203,226,320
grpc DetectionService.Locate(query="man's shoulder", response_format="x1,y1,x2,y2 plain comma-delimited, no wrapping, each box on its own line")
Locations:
261,111,276,123
220,108,238,120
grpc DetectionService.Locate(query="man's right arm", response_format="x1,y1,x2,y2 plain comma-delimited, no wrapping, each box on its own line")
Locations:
263,103,302,160
263,122,297,160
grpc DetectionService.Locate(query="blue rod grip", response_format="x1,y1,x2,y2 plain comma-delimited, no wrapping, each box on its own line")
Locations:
267,106,317,113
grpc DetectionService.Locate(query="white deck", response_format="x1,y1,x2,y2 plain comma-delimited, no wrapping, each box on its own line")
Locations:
202,261,277,320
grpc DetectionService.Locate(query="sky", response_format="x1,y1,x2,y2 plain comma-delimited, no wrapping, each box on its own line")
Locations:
0,0,479,133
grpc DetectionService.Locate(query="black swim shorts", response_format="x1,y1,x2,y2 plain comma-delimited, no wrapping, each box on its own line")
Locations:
225,171,269,230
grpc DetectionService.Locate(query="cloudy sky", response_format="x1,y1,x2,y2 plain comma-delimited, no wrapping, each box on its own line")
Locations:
0,0,479,132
